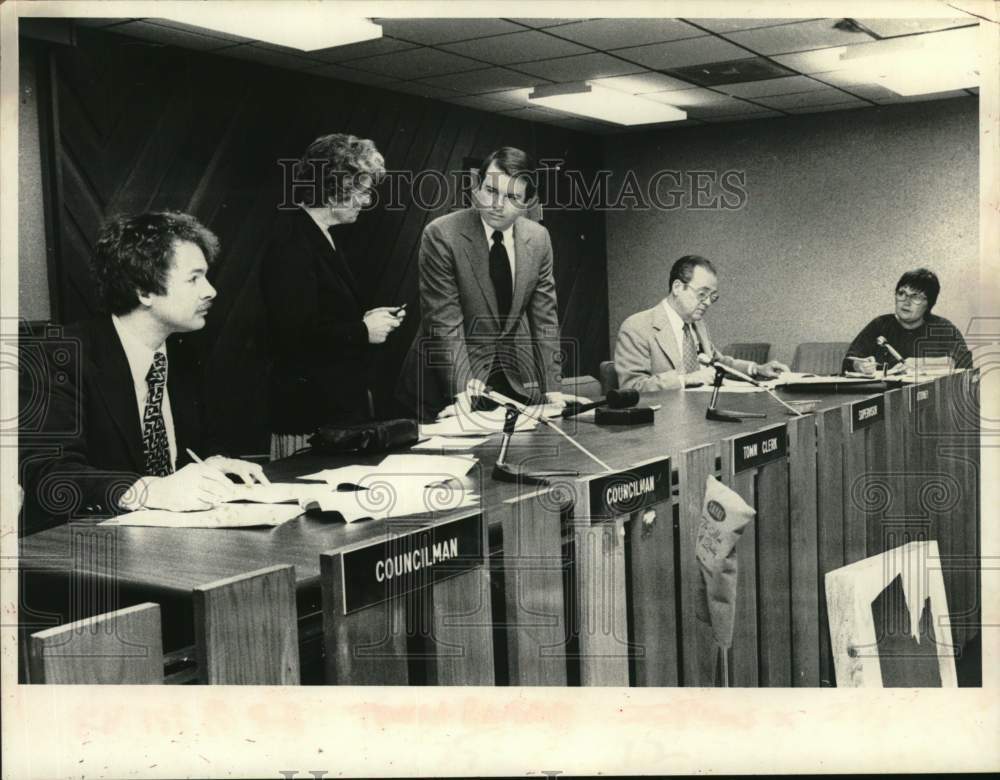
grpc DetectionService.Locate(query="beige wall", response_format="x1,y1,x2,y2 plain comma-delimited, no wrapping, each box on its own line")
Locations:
604,98,979,367
18,44,50,322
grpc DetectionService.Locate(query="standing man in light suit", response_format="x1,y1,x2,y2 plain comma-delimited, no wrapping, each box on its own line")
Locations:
397,146,571,419
615,255,788,392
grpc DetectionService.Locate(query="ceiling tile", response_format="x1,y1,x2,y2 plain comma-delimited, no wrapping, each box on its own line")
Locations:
684,18,816,33
641,87,743,108
665,56,797,86
786,102,867,114
444,94,525,112
440,29,591,64
305,63,398,86
419,67,546,94
614,36,749,69
721,19,873,55
511,19,593,29
73,18,136,28
111,20,241,50
545,18,704,49
498,106,566,122
374,18,524,44
771,45,857,73
349,47,484,79
754,87,866,109
140,18,254,43
810,77,899,101
719,74,827,98
386,81,465,99
215,44,322,70
484,88,535,106
590,71,695,94
513,52,644,82
853,18,975,37
306,36,420,63
683,100,778,118
705,109,786,122
874,89,975,104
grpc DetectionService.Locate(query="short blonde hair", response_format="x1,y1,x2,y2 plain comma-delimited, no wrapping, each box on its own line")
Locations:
295,133,385,206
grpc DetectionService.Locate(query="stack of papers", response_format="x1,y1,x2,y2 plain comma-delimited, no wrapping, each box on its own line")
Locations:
411,435,490,450
300,485,480,523
101,503,302,529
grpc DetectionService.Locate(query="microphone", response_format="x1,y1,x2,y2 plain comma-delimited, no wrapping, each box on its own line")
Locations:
697,353,761,386
876,336,904,363
561,388,639,418
698,354,804,417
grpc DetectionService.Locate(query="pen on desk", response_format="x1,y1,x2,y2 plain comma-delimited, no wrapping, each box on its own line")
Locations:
185,447,204,464
392,303,407,317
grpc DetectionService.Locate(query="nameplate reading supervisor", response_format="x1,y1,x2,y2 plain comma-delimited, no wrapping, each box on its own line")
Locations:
732,425,787,474
587,457,672,518
851,396,885,432
340,513,483,614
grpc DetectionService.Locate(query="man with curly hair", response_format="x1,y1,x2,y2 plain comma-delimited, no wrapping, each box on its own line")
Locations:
19,211,267,534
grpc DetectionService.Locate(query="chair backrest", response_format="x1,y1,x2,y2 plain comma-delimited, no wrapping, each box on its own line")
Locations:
29,603,163,684
722,342,771,365
599,361,619,394
193,564,300,684
792,342,851,375
561,374,601,401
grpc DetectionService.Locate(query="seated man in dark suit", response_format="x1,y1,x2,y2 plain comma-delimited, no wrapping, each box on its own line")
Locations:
19,212,267,535
615,255,788,392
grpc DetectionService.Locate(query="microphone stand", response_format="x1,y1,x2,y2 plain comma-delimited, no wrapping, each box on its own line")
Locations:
705,364,767,422
492,405,582,484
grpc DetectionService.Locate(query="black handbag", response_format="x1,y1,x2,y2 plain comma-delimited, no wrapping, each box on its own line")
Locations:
308,418,419,455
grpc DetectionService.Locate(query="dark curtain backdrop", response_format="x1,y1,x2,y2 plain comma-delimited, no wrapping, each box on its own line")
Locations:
38,27,610,454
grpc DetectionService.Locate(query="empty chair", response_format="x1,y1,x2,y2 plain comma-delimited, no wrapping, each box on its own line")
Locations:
792,342,851,375
721,342,771,365
29,603,163,684
193,564,300,684
599,360,619,394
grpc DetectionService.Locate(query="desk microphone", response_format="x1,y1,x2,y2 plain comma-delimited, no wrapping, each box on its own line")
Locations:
697,354,804,417
876,336,904,363
561,388,639,418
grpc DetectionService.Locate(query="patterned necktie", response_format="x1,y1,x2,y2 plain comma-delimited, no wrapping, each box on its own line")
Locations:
142,352,173,477
682,323,701,373
489,230,513,319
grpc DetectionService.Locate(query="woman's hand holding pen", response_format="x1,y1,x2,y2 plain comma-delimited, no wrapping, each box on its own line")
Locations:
364,304,406,344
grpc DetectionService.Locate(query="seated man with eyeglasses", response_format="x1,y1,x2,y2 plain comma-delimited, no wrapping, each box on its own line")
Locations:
843,268,971,374
615,254,788,392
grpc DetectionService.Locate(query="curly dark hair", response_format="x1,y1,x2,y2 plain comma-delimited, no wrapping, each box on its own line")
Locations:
91,211,220,315
294,133,386,207
896,267,941,311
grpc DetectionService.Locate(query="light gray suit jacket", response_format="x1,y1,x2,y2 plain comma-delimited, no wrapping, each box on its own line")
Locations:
396,208,561,418
614,303,754,392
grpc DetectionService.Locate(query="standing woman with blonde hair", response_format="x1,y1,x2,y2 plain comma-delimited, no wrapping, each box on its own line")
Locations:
262,133,405,459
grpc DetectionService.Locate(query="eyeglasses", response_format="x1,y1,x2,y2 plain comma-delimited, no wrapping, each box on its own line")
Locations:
895,289,928,305
684,284,720,304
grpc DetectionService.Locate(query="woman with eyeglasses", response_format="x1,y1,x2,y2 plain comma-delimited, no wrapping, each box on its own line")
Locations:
261,133,406,459
843,268,971,375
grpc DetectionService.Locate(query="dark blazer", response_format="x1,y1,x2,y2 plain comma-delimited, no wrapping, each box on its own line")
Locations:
18,317,202,534
261,208,371,433
396,208,562,420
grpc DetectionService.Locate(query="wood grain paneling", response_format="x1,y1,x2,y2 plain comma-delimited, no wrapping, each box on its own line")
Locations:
42,28,609,454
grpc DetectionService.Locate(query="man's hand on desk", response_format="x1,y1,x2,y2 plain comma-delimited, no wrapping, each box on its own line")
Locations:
753,360,790,380
203,455,271,485
120,463,239,512
682,367,717,387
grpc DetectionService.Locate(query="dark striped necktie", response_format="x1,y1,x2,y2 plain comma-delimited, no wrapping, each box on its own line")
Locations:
682,323,701,373
489,230,513,319
142,351,173,477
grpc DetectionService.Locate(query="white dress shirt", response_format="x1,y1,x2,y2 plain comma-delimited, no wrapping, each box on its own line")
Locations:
481,219,516,280
112,315,177,470
661,299,696,362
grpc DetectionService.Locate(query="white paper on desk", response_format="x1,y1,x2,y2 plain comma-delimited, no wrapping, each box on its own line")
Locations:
297,464,373,484
225,483,333,504
101,503,302,528
684,381,768,393
412,435,490,450
420,406,539,437
377,453,476,477
301,486,480,523
773,374,880,386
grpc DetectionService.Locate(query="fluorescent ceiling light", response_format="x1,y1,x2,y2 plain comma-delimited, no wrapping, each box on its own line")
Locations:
836,26,978,95
157,6,381,51
528,82,687,126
